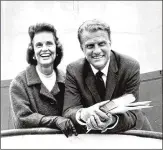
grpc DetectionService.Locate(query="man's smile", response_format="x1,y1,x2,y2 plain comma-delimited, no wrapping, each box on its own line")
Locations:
92,55,104,60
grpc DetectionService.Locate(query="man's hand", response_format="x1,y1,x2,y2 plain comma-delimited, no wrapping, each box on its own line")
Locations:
80,100,111,122
55,117,78,138
86,113,116,131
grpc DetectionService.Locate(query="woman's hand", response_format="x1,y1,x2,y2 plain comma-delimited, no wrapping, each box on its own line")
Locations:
40,116,78,138
55,116,78,138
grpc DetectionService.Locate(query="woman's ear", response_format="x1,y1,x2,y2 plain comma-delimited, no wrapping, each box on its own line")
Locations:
28,43,34,51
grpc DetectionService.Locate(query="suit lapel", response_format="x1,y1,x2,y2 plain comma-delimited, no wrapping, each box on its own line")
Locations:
105,51,119,100
105,69,118,100
84,50,119,103
84,60,101,103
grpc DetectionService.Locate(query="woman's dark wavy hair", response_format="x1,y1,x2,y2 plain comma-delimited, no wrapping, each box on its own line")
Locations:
26,23,63,69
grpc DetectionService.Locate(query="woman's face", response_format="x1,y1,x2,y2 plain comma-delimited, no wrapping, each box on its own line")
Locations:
33,31,56,68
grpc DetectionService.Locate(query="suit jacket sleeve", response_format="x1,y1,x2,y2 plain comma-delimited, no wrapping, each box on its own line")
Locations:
108,60,141,133
121,60,152,131
62,64,83,126
125,60,140,101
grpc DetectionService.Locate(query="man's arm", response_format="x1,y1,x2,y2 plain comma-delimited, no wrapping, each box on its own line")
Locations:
62,63,124,132
81,61,141,133
63,60,147,133
104,60,141,133
62,64,84,124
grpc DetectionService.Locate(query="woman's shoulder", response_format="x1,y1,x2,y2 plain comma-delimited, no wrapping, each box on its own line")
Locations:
10,66,32,87
13,70,26,82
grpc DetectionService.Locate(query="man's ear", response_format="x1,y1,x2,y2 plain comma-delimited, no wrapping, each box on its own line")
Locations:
80,44,83,51
109,39,112,45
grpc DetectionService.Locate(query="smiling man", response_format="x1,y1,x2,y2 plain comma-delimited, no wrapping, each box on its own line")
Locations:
63,19,152,133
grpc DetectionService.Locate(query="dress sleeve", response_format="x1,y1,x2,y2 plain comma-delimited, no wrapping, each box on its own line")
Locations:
9,78,44,128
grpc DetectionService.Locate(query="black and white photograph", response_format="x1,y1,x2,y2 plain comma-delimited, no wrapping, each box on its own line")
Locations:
1,1,162,149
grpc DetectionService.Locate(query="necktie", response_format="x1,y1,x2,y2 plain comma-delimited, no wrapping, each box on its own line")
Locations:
95,71,106,101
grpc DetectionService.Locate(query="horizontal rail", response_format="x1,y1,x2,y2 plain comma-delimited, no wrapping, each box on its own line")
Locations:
1,128,162,139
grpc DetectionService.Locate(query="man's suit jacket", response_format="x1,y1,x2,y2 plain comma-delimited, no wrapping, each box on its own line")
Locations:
63,50,152,133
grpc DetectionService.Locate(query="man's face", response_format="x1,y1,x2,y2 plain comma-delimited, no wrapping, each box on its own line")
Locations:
81,30,111,70
33,31,56,67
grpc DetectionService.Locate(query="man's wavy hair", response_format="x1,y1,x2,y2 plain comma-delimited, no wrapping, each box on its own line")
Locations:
77,19,111,50
26,23,63,69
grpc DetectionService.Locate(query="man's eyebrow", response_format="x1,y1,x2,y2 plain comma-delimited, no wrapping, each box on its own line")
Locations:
99,41,106,43
35,42,42,45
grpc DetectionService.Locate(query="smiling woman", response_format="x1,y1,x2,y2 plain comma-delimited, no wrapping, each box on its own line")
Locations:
33,32,57,69
9,23,78,138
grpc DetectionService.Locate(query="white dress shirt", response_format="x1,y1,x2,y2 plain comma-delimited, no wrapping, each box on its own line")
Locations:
90,59,110,87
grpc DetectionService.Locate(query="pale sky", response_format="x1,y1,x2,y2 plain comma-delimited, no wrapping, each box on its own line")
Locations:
1,1,162,80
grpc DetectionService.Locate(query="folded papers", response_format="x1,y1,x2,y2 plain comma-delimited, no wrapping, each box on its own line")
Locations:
100,94,152,114
86,94,152,132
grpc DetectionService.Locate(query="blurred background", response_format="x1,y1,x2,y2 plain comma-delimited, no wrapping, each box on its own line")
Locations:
1,1,162,132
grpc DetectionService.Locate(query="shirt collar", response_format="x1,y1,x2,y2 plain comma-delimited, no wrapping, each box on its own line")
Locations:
90,59,110,76
26,65,65,86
